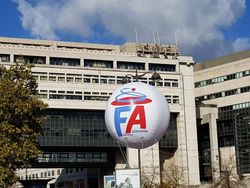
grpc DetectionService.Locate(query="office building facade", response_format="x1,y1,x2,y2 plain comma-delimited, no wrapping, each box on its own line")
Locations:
0,37,200,187
194,50,250,183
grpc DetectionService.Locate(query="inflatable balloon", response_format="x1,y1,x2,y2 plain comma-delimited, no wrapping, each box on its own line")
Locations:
105,82,170,149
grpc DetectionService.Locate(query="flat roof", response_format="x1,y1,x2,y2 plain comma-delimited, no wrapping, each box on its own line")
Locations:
0,37,120,52
195,49,250,71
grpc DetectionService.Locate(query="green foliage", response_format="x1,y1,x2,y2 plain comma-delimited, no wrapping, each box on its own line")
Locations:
0,62,47,187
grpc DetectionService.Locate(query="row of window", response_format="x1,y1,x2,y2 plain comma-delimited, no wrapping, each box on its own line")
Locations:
43,128,109,137
37,90,111,101
38,152,108,163
196,86,250,102
233,102,250,110
15,55,46,64
219,102,250,112
165,95,180,104
38,109,178,148
19,169,60,180
37,90,180,104
38,110,117,147
1,54,177,72
33,72,179,87
195,69,250,88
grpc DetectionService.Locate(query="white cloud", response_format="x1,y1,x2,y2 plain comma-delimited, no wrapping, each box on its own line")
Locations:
15,0,249,61
233,38,250,52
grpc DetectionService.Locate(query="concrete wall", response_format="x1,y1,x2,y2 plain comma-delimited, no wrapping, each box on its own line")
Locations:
0,37,200,187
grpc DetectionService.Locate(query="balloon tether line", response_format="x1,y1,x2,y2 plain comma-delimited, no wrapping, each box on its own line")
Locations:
117,140,130,169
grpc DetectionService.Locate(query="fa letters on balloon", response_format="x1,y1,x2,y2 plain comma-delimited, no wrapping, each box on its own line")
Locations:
114,105,147,137
105,82,170,149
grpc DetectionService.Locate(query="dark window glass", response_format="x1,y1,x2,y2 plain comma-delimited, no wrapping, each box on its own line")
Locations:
0,54,10,62
117,61,145,70
149,63,176,72
14,55,46,64
84,59,113,68
159,113,178,148
50,57,80,66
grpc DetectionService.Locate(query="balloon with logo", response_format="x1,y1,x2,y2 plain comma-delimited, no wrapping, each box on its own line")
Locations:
105,82,170,149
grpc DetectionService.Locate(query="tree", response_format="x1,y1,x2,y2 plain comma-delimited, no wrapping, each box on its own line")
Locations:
0,61,47,187
162,162,187,188
142,165,161,188
214,155,244,188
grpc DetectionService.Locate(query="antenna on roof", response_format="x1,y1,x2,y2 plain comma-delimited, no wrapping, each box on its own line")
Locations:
153,29,156,44
174,31,179,58
174,31,178,47
135,28,139,44
157,29,161,44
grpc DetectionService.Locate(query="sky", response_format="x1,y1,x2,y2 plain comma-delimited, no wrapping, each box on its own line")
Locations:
0,0,250,61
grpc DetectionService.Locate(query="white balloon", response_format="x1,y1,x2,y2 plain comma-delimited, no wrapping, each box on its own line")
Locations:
105,82,170,149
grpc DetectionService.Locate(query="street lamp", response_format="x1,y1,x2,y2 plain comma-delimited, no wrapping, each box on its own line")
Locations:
121,68,161,187
121,68,161,83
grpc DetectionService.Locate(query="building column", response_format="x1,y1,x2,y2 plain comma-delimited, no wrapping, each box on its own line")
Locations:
10,54,14,62
208,113,220,182
201,111,220,183
141,143,161,185
113,60,117,69
46,56,50,65
127,147,139,168
80,58,84,67
180,64,200,186
127,144,161,186
176,111,189,182
145,62,149,71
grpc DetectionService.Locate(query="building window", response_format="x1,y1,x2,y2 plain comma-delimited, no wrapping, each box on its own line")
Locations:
195,69,250,88
149,63,176,72
14,55,46,64
50,57,80,66
165,95,171,103
75,77,82,82
40,76,48,81
58,77,65,82
159,113,178,148
196,86,250,102
0,54,10,62
84,59,113,68
173,96,179,104
171,80,178,87
37,94,47,99
66,77,74,82
49,76,56,81
117,61,145,70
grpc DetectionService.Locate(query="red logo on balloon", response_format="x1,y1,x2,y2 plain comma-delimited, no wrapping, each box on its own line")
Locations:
111,88,152,106
112,88,151,137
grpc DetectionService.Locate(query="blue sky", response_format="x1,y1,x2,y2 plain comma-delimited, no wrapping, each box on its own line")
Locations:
0,0,250,61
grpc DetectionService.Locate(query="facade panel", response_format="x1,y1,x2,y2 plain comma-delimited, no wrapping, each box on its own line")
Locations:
0,37,199,187
195,50,250,182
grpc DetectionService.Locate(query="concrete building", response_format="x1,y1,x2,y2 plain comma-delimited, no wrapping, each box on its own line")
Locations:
0,37,200,187
194,50,250,184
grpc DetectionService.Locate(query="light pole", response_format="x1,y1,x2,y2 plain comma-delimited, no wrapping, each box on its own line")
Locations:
122,68,161,187
122,69,161,83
